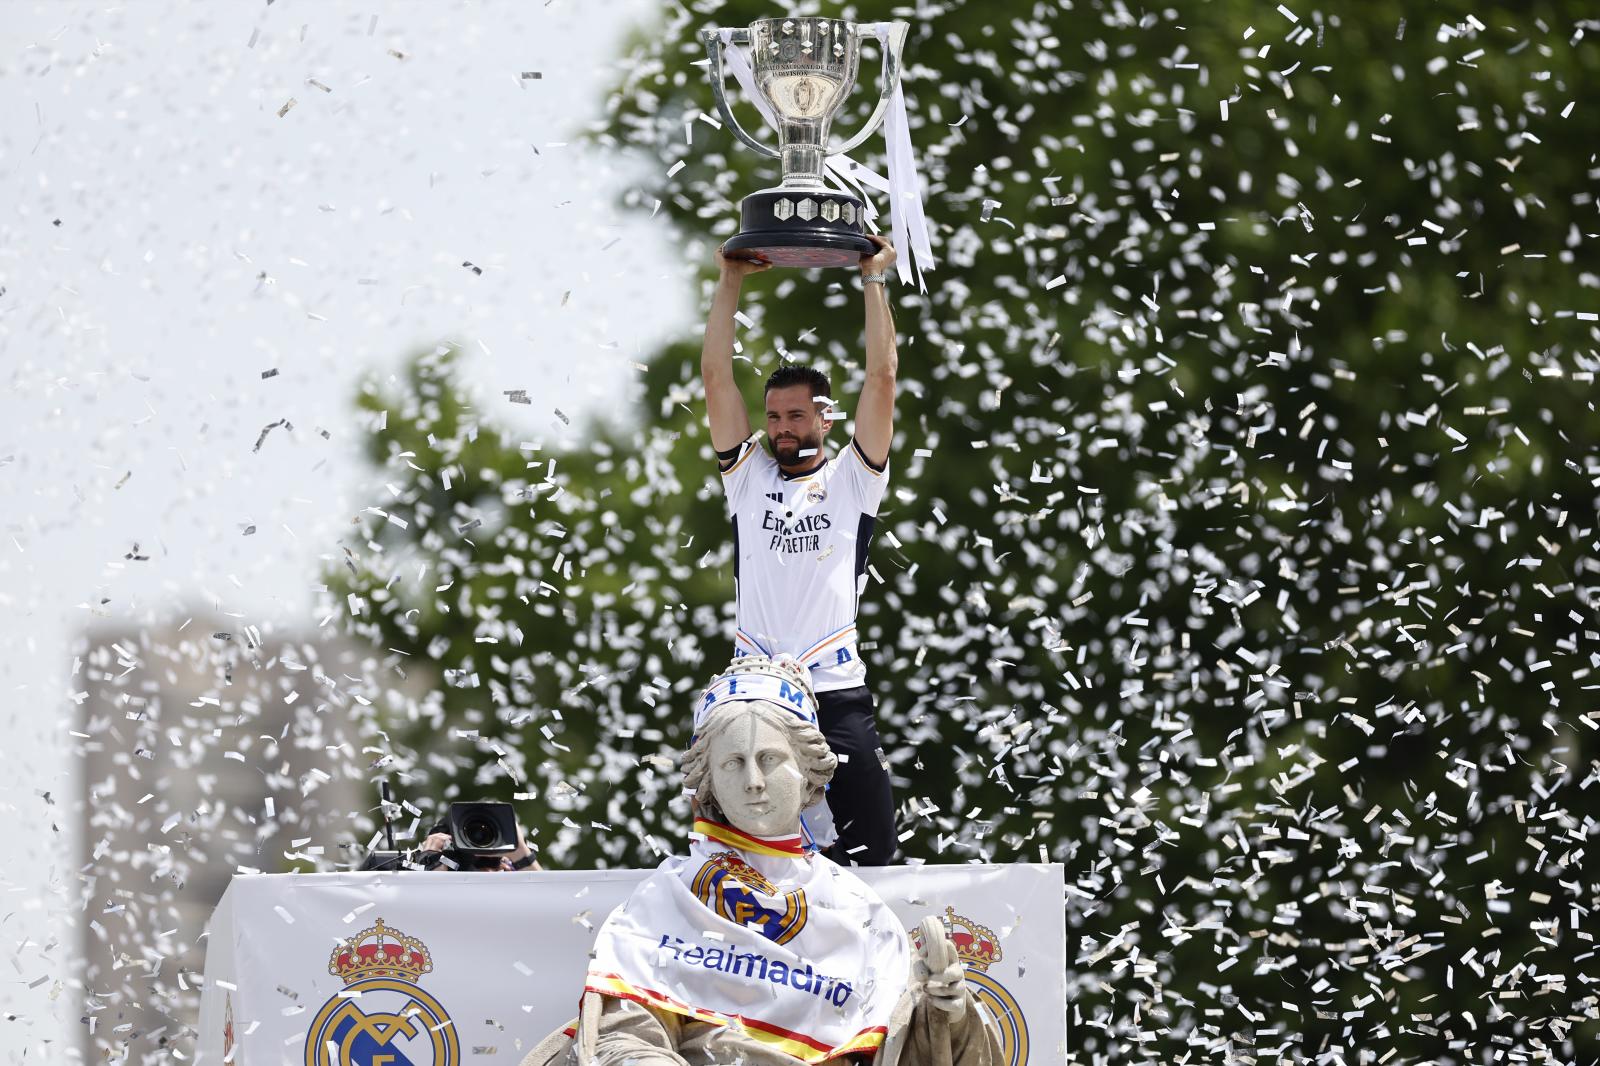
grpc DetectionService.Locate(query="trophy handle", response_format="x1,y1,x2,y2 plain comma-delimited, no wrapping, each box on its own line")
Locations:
701,28,781,160
828,22,909,157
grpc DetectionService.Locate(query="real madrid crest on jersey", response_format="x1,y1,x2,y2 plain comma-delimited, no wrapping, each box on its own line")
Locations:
914,907,1031,1066
304,918,459,1066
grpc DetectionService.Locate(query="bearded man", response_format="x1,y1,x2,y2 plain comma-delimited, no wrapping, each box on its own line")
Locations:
700,239,901,866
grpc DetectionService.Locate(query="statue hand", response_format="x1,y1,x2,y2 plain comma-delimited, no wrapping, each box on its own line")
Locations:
913,956,968,1021
912,916,967,1021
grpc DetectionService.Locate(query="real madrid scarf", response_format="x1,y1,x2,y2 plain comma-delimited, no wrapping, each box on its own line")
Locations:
584,819,909,1062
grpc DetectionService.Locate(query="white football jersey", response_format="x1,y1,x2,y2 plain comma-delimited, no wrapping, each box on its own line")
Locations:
719,435,889,692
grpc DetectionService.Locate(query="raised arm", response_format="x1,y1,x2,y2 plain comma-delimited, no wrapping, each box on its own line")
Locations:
854,235,899,469
702,247,769,454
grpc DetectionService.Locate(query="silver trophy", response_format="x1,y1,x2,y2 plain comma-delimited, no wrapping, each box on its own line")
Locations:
703,17,908,268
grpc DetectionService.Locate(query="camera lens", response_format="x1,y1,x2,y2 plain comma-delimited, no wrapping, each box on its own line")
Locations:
459,815,502,849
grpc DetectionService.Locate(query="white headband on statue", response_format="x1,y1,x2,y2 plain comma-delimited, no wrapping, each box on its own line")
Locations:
694,655,820,737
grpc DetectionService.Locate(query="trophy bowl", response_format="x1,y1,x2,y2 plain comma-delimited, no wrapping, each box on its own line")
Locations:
704,18,908,268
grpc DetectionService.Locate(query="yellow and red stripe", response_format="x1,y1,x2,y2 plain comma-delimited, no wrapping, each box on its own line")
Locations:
693,818,805,858
583,972,887,1063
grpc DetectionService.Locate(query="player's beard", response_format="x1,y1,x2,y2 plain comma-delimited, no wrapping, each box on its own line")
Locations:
770,428,824,470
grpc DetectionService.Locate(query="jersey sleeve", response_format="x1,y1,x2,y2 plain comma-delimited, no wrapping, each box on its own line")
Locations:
717,433,774,510
835,436,891,515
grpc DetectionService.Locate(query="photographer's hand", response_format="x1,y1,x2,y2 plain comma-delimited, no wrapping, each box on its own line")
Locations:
500,823,540,871
420,832,452,869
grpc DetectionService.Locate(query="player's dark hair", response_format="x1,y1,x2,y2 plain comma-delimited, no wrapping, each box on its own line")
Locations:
764,364,832,402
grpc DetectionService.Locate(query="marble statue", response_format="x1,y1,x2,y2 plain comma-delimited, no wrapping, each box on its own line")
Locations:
521,655,1002,1066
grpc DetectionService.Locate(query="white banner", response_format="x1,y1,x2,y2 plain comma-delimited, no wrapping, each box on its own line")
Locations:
197,865,1063,1066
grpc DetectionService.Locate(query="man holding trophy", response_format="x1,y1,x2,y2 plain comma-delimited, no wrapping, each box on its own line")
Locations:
702,236,900,868
696,16,927,868
184,17,1053,1066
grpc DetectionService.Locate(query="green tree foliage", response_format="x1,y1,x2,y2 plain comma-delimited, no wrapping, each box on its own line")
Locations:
328,3,1600,1060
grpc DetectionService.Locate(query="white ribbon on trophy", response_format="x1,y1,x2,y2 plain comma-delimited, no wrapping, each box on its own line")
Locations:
715,26,936,290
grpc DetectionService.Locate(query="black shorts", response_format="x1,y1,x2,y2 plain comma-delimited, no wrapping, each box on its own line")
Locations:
816,685,897,866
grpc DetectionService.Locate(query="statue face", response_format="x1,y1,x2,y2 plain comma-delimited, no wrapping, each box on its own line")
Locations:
705,707,806,838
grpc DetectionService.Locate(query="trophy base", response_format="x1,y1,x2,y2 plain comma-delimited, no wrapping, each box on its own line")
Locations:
722,230,875,269
722,188,877,269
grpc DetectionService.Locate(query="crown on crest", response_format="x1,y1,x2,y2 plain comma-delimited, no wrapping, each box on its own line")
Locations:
327,918,433,985
929,906,1003,972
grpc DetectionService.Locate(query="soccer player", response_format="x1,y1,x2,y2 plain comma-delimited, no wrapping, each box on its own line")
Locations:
699,235,899,865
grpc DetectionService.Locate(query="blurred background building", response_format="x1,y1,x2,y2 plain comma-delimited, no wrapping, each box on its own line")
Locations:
73,618,390,1062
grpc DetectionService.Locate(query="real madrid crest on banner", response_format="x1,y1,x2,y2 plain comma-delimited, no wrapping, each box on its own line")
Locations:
304,918,459,1066
915,908,1031,1066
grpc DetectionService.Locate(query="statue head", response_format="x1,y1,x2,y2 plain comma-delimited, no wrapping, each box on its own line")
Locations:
683,656,837,838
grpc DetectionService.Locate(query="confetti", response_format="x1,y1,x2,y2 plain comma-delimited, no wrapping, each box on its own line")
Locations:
252,418,292,453
42,7,1600,1065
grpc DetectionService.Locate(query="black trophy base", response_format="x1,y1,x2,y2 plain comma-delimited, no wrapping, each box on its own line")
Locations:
723,229,875,268
722,188,875,269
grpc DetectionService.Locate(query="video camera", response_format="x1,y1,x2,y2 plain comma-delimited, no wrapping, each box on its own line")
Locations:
417,801,522,871
360,785,526,871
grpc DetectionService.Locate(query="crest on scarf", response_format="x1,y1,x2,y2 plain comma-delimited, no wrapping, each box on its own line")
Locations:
690,851,809,945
